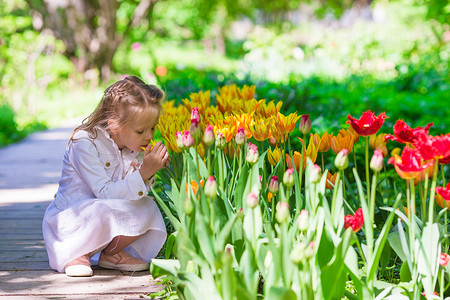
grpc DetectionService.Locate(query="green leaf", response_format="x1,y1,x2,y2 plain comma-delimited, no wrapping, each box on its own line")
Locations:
266,287,297,300
165,232,177,259
150,259,180,277
151,187,181,230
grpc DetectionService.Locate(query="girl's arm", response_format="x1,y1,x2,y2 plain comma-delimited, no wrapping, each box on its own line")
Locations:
69,138,149,200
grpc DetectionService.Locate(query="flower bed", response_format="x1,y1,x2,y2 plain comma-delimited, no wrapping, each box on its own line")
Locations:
149,84,450,299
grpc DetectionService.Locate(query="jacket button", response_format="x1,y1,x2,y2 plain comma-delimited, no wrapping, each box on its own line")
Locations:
138,191,143,196
106,162,110,167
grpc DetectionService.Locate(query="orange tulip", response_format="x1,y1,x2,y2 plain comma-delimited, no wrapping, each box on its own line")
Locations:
311,132,333,153
436,193,450,210
186,180,205,196
331,129,355,154
325,172,338,190
347,125,360,143
286,139,318,171
255,100,283,118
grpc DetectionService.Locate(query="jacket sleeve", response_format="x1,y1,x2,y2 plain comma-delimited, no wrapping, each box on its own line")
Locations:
69,138,149,200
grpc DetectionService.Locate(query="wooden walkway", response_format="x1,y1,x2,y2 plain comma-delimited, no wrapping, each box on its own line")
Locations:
0,123,159,299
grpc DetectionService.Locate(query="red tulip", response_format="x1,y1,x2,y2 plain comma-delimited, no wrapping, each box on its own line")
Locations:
344,208,364,233
436,183,450,201
388,146,433,174
385,120,433,144
347,111,388,136
414,133,450,161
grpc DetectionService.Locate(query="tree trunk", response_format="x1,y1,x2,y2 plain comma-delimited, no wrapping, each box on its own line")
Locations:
26,0,157,82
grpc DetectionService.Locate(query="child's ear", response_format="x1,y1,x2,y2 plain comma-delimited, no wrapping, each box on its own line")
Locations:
107,119,120,134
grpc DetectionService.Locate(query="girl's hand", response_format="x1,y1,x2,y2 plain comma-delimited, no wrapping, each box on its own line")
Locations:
139,141,170,180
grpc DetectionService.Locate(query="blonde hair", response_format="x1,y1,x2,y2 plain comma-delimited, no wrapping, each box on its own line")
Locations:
72,76,164,140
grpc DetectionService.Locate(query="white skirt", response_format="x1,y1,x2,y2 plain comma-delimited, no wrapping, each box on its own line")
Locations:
42,196,167,273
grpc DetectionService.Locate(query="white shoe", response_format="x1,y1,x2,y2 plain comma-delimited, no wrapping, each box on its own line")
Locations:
65,254,93,277
65,264,93,277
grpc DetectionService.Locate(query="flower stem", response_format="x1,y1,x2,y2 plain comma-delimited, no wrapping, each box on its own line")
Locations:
365,136,370,203
331,172,341,222
428,159,439,224
298,133,306,199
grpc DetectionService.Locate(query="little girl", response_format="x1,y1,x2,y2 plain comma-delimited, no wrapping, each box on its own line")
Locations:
42,76,170,277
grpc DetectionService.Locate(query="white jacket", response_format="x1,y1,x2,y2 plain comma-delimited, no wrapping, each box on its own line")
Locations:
54,126,155,211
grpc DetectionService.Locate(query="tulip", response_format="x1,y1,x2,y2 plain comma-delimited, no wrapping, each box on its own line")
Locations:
347,110,388,136
299,114,311,134
184,197,194,215
246,191,259,209
203,125,215,146
388,146,433,174
309,164,321,184
264,251,273,269
176,131,184,149
268,147,283,166
369,133,389,157
246,142,259,165
297,209,309,232
331,129,355,154
182,130,194,148
370,149,384,172
325,172,338,190
440,253,450,267
283,168,295,187
268,176,279,194
385,119,433,144
436,183,450,201
235,127,247,145
216,131,226,149
311,132,333,152
290,242,306,264
276,202,290,223
189,121,201,139
304,241,315,259
204,176,218,199
335,149,349,170
191,107,201,124
344,208,364,232
414,133,450,161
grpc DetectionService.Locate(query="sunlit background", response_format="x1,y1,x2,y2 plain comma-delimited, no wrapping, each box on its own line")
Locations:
0,0,448,146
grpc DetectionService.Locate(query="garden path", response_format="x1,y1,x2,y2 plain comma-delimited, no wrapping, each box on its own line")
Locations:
0,120,158,299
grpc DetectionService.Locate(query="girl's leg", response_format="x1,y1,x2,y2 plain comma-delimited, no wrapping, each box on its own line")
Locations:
102,234,144,255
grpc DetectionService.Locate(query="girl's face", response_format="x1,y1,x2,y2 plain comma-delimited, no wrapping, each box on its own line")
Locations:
110,117,157,152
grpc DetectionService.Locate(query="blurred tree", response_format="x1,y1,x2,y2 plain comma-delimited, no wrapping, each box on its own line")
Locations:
26,0,159,80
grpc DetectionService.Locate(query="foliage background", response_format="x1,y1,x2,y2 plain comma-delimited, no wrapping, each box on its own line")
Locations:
0,0,449,147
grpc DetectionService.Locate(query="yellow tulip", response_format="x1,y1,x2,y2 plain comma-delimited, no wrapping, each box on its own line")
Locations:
182,90,211,116
311,132,333,153
286,139,318,171
255,100,283,118
268,147,284,166
369,133,389,157
249,117,272,141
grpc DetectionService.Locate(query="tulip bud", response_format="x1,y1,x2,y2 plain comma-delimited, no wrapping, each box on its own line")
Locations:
268,176,279,194
176,131,184,149
297,209,309,232
216,131,226,149
304,241,315,259
182,130,194,148
191,107,201,124
189,121,201,139
246,191,259,209
335,148,349,170
203,125,215,146
309,164,321,184
246,142,259,165
299,114,311,134
184,197,193,215
370,149,384,172
269,136,277,147
276,201,290,223
235,127,247,145
290,242,306,264
204,176,217,199
283,168,295,187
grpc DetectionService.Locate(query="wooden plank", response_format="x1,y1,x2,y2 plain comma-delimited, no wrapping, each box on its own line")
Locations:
0,244,46,251
0,250,48,262
0,261,50,271
0,234,43,240
0,270,160,295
